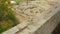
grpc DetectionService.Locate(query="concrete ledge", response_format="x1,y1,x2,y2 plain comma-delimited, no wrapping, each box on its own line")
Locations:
34,11,60,34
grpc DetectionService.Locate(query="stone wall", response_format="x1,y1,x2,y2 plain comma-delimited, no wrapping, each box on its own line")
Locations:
2,0,60,34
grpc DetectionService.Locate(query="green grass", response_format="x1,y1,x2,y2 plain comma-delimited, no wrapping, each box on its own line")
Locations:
0,12,19,33
0,20,18,33
0,0,19,33
0,11,19,33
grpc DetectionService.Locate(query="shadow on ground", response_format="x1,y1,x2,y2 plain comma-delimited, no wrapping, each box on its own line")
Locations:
52,22,60,34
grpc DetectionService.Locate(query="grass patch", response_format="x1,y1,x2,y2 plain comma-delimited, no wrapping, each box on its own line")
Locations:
0,0,19,33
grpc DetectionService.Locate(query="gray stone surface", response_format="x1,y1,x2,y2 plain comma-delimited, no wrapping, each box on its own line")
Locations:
34,11,60,34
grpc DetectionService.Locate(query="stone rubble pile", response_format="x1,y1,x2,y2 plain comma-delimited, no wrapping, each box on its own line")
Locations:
15,0,58,23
